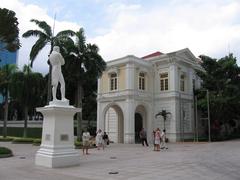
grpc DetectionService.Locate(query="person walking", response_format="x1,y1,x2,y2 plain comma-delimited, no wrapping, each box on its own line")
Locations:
139,128,149,146
82,129,91,155
154,128,161,151
96,129,103,150
152,130,156,151
103,132,109,149
161,129,168,149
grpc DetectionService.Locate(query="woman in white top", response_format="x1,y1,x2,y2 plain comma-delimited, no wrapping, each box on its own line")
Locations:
96,129,103,150
154,128,161,151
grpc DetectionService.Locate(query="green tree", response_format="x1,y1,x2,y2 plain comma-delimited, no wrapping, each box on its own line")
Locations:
197,54,240,138
0,8,20,52
22,19,74,103
9,65,45,137
61,28,106,140
0,64,17,137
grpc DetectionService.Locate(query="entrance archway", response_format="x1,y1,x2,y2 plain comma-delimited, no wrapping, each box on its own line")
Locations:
135,113,143,143
135,105,147,143
104,105,124,143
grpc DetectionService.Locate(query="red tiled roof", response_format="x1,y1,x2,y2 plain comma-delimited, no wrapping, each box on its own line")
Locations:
142,51,163,59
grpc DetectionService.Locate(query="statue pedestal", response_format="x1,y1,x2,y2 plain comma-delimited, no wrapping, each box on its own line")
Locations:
35,101,81,168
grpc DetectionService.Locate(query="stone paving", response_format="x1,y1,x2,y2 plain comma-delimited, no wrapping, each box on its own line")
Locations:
0,140,240,180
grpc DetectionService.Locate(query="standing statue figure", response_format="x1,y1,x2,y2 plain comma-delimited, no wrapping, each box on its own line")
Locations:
49,46,66,101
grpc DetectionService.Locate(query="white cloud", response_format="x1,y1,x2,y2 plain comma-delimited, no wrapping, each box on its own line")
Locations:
90,0,240,62
0,0,80,74
1,0,240,74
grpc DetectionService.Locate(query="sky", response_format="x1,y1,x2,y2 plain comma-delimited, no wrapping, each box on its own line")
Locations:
1,0,240,74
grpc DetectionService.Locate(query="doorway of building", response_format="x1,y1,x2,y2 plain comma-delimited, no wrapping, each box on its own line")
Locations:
135,113,143,143
104,105,124,143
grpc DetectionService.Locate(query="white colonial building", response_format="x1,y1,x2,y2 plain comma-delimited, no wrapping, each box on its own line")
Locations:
97,48,203,143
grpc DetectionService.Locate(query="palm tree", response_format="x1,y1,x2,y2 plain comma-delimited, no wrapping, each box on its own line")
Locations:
22,19,74,103
9,65,45,137
0,8,20,52
61,28,106,140
0,64,17,137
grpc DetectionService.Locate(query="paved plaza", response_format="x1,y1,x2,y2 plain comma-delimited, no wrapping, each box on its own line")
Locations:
0,140,240,180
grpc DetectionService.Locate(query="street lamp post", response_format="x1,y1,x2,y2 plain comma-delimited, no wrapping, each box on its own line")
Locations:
155,110,171,130
207,90,211,142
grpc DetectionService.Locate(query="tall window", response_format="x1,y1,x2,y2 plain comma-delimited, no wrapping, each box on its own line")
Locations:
160,73,168,91
110,73,117,91
192,79,195,91
180,74,185,91
139,72,145,90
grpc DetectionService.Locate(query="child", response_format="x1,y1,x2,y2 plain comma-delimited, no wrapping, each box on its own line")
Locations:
161,129,168,149
154,128,161,151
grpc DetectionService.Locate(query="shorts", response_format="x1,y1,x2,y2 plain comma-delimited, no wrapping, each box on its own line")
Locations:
83,140,90,147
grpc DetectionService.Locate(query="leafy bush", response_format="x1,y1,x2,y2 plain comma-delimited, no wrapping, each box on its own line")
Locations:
0,147,13,158
75,141,82,149
12,138,34,144
0,136,14,142
32,139,41,146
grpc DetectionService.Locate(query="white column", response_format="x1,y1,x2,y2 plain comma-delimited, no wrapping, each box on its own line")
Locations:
170,64,178,91
124,99,135,143
97,78,102,131
188,69,193,94
97,101,101,131
169,100,178,142
125,63,135,90
97,78,101,94
146,104,153,144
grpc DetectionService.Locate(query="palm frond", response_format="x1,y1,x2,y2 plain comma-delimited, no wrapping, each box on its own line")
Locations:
22,30,46,38
56,30,75,37
54,36,74,47
30,19,52,37
76,28,86,51
29,38,48,66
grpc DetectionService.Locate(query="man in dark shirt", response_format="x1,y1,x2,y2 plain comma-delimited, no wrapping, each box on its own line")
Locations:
139,128,149,146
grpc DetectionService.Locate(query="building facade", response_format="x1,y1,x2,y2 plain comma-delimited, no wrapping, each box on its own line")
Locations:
0,42,18,103
97,48,203,143
0,42,18,66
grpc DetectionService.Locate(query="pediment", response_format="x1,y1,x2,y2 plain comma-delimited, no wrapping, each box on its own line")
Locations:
175,48,198,64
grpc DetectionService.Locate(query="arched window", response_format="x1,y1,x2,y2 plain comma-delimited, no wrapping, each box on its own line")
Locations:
160,73,168,91
110,73,117,91
139,72,145,90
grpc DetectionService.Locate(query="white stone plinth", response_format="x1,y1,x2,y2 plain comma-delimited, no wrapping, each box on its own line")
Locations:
35,103,81,168
49,99,69,107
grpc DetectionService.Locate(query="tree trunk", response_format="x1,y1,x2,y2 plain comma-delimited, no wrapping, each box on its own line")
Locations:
23,106,28,138
3,92,8,138
47,64,52,104
76,81,83,141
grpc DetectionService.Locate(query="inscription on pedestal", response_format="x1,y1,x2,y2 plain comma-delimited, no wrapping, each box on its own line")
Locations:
60,134,69,141
45,134,51,141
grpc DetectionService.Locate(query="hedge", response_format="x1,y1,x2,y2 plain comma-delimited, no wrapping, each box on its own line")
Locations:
12,138,34,144
0,136,14,141
0,147,13,158
0,127,42,138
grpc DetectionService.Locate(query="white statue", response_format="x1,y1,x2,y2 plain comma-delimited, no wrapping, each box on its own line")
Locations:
49,46,66,101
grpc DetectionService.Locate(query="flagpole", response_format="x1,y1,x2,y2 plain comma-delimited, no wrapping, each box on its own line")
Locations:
52,13,56,36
